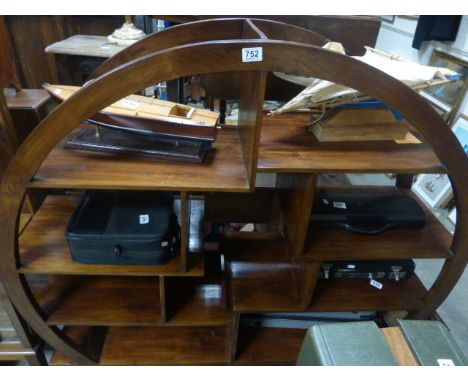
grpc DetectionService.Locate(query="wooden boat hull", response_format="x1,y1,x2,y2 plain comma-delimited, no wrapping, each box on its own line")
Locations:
44,84,218,143
89,112,217,143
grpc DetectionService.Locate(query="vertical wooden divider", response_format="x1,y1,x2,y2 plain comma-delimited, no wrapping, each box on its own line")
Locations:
180,191,189,273
238,19,267,190
296,262,322,309
276,173,318,258
159,276,167,324
276,173,320,309
228,313,240,363
238,71,267,189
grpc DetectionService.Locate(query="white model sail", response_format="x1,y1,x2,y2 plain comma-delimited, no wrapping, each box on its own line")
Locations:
271,43,459,115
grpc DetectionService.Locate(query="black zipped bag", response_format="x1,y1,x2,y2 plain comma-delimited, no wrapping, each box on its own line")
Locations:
66,190,180,265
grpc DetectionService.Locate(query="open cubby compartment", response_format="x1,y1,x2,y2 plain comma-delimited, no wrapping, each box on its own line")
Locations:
163,254,233,326
203,188,282,233
26,274,164,326
221,232,320,313
18,192,205,276
49,325,232,366
301,185,453,261
258,113,444,174
234,326,306,365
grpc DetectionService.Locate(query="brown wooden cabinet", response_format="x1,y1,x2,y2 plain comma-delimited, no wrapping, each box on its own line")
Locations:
1,18,467,365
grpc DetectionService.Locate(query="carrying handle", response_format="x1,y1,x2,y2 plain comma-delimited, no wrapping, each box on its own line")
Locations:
337,222,397,235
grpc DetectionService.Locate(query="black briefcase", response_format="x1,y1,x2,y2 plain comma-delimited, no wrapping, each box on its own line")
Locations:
310,188,426,234
66,190,180,265
319,260,416,281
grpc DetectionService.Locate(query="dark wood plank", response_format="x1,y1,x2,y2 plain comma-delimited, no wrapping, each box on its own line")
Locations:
235,327,305,365
180,192,189,272
303,215,452,261
29,126,249,192
204,189,275,223
19,195,204,276
277,173,317,257
238,70,266,189
258,113,444,173
99,326,230,365
310,276,426,311
0,16,21,89
29,275,161,326
239,15,381,55
5,16,64,88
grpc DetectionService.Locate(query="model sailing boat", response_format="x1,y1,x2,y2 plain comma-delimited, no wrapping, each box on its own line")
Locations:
269,44,459,143
43,84,220,163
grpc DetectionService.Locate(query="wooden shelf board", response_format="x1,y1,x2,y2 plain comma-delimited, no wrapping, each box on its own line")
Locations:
28,275,161,326
258,113,444,173
29,126,249,192
235,327,306,365
19,196,204,276
99,326,230,365
309,276,426,311
52,325,304,365
302,188,452,261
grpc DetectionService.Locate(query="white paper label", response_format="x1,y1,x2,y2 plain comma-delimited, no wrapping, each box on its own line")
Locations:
139,214,149,224
437,359,455,366
123,99,139,110
242,47,263,62
161,241,168,247
333,201,347,209
347,264,356,269
370,279,383,290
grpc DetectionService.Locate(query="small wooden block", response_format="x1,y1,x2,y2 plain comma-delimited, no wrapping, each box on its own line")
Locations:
309,108,409,142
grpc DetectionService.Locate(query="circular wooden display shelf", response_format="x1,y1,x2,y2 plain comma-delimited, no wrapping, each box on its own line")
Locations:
1,18,467,365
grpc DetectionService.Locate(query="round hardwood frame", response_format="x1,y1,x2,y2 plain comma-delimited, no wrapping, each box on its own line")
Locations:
1,23,467,365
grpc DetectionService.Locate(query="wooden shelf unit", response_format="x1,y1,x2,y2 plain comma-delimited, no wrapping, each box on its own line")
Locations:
1,18,467,366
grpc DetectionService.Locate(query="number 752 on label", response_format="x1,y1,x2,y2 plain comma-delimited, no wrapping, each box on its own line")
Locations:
242,47,263,62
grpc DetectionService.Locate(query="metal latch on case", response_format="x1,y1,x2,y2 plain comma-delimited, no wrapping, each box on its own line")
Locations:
322,263,332,279
391,265,402,281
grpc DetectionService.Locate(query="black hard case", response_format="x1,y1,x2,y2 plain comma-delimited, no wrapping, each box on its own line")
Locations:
319,259,416,280
66,191,179,265
310,188,426,234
